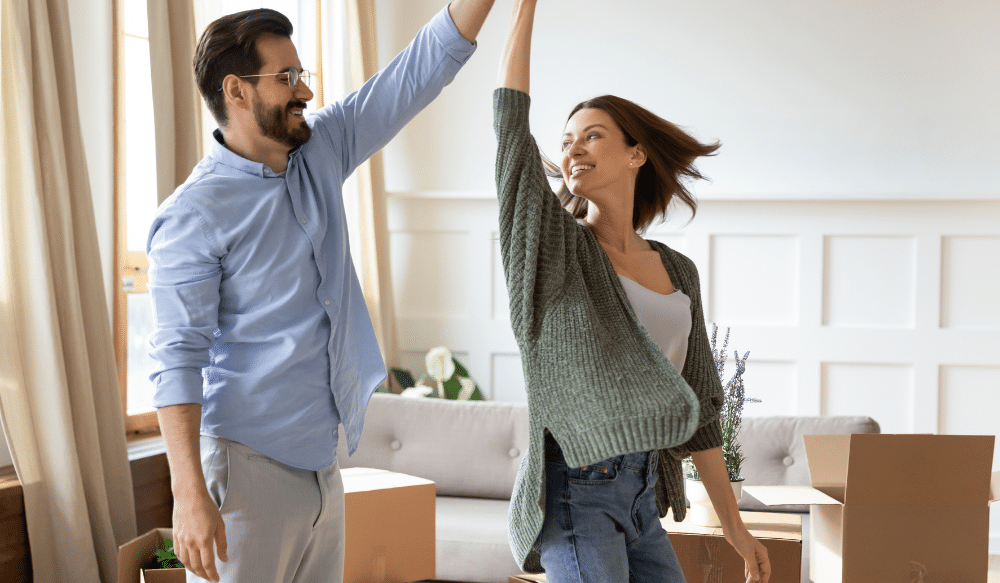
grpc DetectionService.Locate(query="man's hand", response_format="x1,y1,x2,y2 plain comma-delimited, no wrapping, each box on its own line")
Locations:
172,490,228,582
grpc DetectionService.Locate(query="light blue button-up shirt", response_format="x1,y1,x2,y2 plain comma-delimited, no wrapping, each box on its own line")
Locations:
147,7,475,471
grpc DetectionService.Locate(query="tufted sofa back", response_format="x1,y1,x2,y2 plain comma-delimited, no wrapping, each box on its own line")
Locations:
337,394,530,499
338,395,880,507
738,415,880,512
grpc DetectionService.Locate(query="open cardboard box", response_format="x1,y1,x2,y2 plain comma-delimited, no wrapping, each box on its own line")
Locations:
510,511,801,583
342,467,435,583
745,434,1000,583
117,528,185,583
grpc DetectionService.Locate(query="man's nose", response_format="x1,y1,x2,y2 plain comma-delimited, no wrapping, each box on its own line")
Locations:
296,81,314,102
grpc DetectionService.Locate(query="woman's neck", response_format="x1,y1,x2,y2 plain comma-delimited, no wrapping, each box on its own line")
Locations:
585,203,645,254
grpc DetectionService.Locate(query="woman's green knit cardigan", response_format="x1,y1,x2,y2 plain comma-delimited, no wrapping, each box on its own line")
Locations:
494,88,725,573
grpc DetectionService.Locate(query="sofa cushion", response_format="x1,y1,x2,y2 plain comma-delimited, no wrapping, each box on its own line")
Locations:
337,395,529,499
436,496,520,583
737,415,880,513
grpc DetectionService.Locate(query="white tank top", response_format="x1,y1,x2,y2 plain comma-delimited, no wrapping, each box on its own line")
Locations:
618,275,692,373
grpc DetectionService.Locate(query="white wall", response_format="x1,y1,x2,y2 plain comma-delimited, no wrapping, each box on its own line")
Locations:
376,0,1000,551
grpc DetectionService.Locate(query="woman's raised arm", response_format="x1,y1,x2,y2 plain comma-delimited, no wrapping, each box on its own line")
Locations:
497,0,537,92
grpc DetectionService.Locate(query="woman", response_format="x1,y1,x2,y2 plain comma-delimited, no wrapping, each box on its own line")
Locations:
494,1,771,581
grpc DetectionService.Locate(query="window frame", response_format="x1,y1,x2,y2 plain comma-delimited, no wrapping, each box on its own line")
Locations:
113,0,158,435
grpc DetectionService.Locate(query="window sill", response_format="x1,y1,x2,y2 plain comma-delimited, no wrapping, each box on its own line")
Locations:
127,433,166,461
0,465,18,492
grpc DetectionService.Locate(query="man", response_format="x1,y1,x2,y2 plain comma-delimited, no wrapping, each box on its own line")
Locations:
146,2,494,581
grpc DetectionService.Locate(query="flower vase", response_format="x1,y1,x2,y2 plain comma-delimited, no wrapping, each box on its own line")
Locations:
686,478,743,527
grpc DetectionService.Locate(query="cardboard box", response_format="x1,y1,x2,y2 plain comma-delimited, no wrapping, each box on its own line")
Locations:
664,509,802,583
746,434,1000,583
117,528,185,583
342,467,435,583
508,510,801,583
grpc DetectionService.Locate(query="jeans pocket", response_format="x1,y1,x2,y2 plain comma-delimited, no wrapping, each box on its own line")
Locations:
567,460,618,484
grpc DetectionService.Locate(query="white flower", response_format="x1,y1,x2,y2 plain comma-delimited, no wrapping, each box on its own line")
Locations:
425,346,455,398
457,376,476,401
400,386,433,398
425,346,455,382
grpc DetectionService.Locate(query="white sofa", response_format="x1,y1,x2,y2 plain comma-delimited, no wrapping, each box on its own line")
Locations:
337,394,879,583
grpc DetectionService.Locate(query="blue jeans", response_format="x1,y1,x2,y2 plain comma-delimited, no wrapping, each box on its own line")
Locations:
539,434,686,583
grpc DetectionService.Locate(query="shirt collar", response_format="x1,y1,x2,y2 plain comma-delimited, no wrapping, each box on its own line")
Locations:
210,128,288,178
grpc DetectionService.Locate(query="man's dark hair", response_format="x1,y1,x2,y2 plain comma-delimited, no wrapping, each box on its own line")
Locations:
193,9,294,126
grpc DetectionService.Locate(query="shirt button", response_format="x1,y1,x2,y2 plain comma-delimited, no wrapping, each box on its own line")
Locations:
325,300,331,305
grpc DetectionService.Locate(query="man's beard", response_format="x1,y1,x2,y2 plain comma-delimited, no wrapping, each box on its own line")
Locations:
254,97,311,150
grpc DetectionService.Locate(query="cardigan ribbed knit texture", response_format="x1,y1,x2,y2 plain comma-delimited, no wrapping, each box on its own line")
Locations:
494,88,725,573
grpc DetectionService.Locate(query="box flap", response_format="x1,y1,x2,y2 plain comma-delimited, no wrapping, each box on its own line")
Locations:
744,485,842,506
843,434,994,505
802,434,851,502
991,470,1000,503
341,467,434,493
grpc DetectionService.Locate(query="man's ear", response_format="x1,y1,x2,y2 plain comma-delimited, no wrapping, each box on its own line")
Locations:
221,74,250,113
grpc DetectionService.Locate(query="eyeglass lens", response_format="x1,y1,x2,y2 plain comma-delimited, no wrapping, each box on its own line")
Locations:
289,69,311,89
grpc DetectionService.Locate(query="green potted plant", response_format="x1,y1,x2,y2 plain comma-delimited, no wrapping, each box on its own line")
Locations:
683,325,760,526
388,346,484,400
142,535,185,582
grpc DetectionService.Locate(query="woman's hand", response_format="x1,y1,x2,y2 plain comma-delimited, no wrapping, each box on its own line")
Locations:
497,0,538,92
690,447,771,582
726,525,770,582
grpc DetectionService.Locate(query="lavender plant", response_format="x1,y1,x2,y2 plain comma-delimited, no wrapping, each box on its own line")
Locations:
684,324,760,482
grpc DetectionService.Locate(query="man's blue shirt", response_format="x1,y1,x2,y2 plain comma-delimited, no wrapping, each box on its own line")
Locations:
147,7,475,471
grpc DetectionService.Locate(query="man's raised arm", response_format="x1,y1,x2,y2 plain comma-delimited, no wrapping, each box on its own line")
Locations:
448,0,496,42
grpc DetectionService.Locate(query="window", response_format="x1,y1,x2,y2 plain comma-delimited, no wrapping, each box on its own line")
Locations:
113,0,322,435
114,0,159,434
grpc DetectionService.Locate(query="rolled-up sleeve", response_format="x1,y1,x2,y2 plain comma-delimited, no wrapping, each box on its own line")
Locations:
146,200,223,407
310,5,477,178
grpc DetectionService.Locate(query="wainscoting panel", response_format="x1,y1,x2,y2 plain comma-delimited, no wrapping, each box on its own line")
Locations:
738,360,798,417
710,235,801,327
939,365,1000,471
821,362,915,434
823,235,916,328
941,235,1000,329
390,231,476,319
491,353,526,403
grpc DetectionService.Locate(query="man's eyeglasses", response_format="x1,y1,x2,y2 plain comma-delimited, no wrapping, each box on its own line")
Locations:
219,69,313,91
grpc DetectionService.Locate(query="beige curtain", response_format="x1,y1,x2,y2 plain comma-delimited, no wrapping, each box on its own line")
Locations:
148,0,202,205
0,0,138,582
345,0,400,380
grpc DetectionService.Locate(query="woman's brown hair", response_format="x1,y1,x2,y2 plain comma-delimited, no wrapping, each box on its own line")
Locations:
543,95,720,232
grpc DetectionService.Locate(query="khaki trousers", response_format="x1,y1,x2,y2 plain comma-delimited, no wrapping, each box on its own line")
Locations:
187,435,345,583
